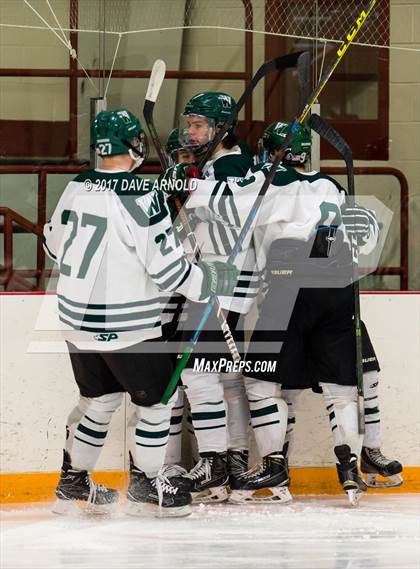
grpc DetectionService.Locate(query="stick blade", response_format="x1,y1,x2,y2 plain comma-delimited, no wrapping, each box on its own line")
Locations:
145,59,166,104
307,113,354,195
297,52,311,110
308,113,352,159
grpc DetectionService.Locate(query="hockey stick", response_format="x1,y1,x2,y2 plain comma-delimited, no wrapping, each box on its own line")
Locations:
307,113,365,434
159,51,306,403
143,60,241,362
196,51,305,171
143,59,168,168
297,51,311,112
161,2,377,405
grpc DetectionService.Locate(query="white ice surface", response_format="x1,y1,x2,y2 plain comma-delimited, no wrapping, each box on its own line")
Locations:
1,495,419,569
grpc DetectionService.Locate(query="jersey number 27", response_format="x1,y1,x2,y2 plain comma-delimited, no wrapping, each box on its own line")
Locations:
60,209,107,278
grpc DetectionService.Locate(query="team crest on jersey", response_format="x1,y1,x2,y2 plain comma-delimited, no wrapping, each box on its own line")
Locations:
135,191,162,219
262,162,287,174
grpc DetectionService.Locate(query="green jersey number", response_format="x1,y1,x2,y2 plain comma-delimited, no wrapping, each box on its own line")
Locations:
155,226,174,257
60,210,107,278
319,202,341,227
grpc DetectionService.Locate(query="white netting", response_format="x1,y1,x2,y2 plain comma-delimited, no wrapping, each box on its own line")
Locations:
1,0,418,52
263,0,389,49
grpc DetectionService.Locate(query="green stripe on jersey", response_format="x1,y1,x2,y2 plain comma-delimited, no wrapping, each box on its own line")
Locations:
157,258,188,289
208,223,222,255
57,294,161,310
59,316,160,333
149,258,184,280
59,303,161,323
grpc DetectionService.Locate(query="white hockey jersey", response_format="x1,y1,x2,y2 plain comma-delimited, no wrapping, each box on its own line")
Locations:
183,146,260,314
43,169,205,350
187,163,379,274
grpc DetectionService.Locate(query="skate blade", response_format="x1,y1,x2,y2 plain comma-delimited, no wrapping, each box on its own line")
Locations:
346,489,362,507
192,486,229,504
229,487,293,505
52,498,116,516
364,472,403,489
126,499,191,518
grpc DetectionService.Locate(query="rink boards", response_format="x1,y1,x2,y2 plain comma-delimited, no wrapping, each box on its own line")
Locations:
0,292,419,502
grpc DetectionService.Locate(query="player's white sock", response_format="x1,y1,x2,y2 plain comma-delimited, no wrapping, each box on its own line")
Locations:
325,372,382,449
164,388,185,465
221,372,250,452
244,377,288,457
186,406,200,463
282,389,301,457
68,392,123,471
132,391,177,477
320,383,362,459
65,396,90,455
181,370,227,454
362,370,382,448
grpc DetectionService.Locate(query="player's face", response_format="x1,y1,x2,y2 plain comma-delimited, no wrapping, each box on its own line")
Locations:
269,149,283,162
177,148,195,163
187,115,212,145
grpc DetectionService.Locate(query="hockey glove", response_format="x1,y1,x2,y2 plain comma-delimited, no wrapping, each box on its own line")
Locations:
158,163,200,196
341,204,374,245
197,261,239,300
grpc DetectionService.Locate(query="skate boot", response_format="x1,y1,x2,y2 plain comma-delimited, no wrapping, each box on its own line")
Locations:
52,450,118,515
227,449,249,486
126,453,191,518
335,444,367,507
161,463,188,478
361,447,403,488
180,452,229,503
161,463,191,492
282,441,290,482
229,453,292,504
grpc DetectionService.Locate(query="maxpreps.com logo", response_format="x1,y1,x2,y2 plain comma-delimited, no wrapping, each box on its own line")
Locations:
94,333,119,342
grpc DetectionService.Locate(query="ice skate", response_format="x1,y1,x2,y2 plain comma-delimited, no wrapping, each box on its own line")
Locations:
335,445,367,507
361,447,403,488
180,452,229,503
161,463,192,492
227,449,249,486
126,453,191,518
161,463,188,478
229,453,292,504
52,450,118,515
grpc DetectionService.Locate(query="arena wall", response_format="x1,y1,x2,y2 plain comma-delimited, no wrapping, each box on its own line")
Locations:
0,292,418,501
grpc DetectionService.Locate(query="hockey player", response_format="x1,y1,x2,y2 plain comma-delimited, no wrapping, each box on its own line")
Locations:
43,109,239,517
162,129,198,472
260,121,403,490
169,124,381,505
164,92,256,502
165,128,195,167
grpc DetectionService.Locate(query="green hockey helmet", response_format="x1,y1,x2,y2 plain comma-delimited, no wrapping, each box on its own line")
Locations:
180,91,236,156
166,128,182,155
263,121,311,165
184,92,236,125
91,109,148,169
165,128,195,166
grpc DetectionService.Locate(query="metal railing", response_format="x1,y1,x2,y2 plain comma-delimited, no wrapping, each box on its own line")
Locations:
0,164,409,291
0,207,43,290
322,166,409,290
